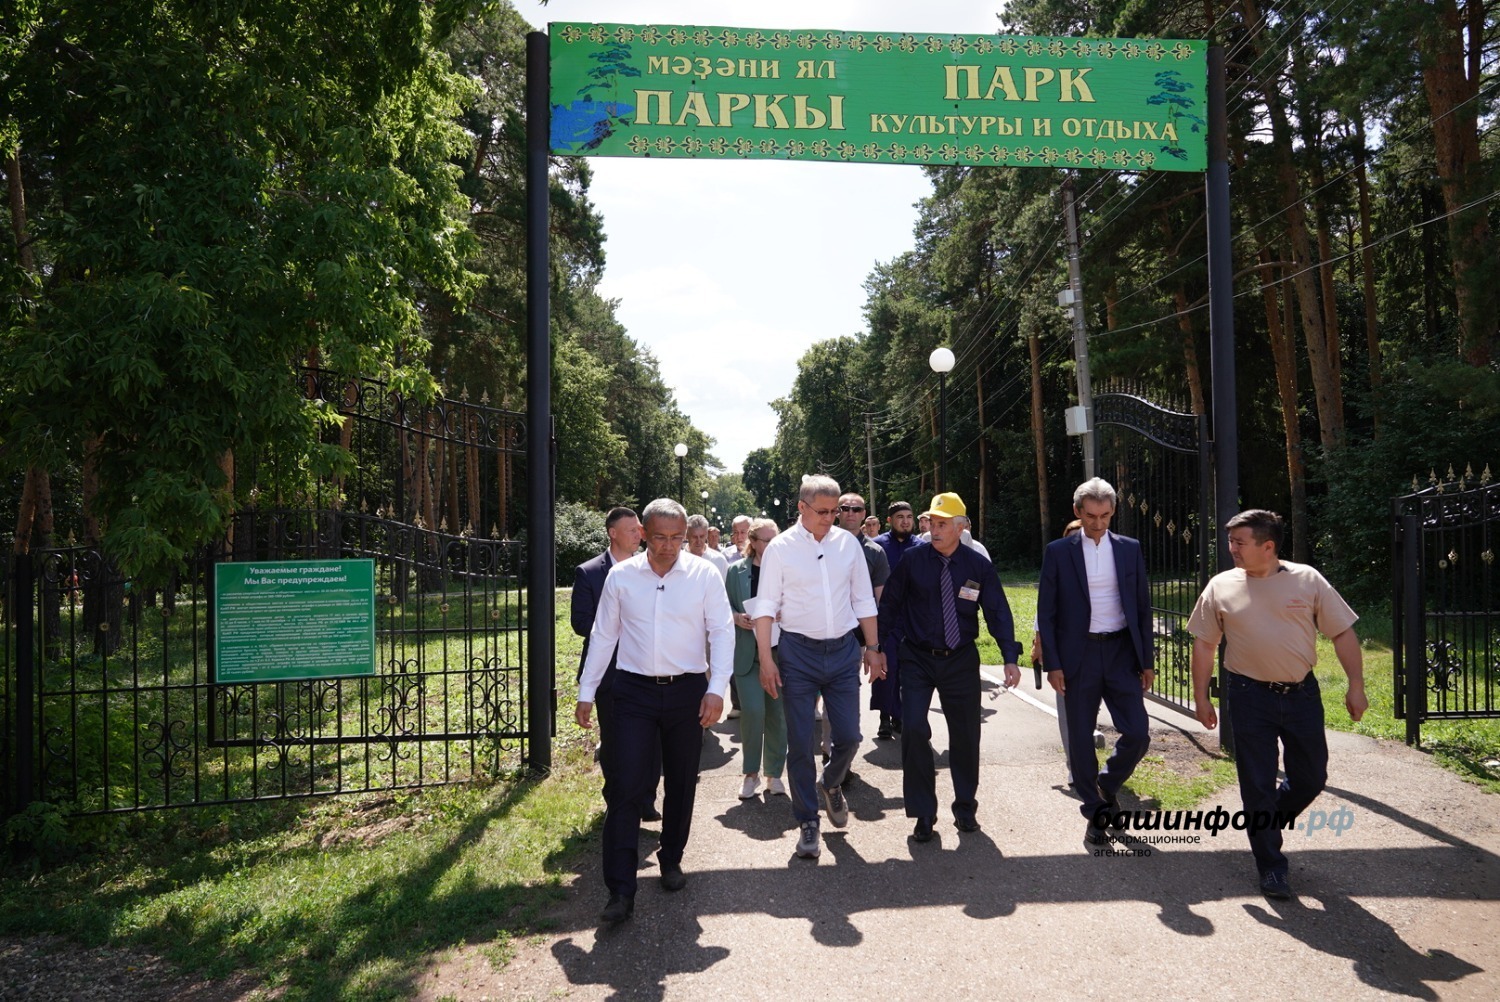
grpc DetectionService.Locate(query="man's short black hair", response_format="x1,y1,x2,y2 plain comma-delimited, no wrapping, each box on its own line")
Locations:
1225,509,1284,552
887,501,913,517
605,506,638,530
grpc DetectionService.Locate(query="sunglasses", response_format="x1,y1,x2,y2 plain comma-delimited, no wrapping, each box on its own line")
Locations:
839,504,865,512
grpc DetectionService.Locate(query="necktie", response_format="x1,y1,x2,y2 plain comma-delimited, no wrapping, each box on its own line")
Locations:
939,554,961,648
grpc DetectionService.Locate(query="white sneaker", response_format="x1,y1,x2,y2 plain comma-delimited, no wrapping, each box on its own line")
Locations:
739,774,760,799
767,777,787,796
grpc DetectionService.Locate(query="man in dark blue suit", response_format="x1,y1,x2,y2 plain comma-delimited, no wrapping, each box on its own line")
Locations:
572,506,659,821
1037,477,1155,845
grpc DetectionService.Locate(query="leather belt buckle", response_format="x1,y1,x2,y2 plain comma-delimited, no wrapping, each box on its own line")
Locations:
654,674,680,685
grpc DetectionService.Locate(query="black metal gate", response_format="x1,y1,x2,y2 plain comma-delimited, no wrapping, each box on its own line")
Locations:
4,371,536,817
1393,468,1500,745
1094,390,1213,716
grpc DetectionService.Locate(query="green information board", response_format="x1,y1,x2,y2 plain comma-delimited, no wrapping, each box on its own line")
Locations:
214,560,377,684
550,23,1206,172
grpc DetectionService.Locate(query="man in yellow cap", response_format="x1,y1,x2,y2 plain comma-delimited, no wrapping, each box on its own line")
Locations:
878,491,1022,841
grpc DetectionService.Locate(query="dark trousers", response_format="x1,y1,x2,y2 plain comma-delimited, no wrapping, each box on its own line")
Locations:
595,666,662,811
869,635,902,718
1224,671,1328,876
601,671,706,898
900,641,981,822
1065,633,1150,820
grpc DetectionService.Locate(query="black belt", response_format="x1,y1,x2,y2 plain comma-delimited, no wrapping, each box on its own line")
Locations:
906,641,973,659
1086,628,1129,642
622,671,701,685
1232,671,1312,694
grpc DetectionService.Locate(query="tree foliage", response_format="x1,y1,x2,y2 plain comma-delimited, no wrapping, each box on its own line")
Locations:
759,0,1500,574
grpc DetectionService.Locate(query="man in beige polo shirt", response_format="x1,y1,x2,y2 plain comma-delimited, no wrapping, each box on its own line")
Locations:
1188,508,1366,900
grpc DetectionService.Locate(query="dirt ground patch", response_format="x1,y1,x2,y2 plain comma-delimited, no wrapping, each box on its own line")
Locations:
0,935,262,1002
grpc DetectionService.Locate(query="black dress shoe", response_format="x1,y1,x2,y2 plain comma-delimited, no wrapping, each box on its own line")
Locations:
641,803,662,822
600,893,634,924
876,718,893,740
1098,787,1127,831
1084,820,1111,846
955,817,980,833
911,817,936,842
660,864,687,892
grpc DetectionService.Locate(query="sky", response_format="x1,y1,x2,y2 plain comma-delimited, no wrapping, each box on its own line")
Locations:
522,2,1016,472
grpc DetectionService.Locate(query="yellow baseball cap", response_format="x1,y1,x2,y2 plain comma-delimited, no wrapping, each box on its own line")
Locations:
921,492,967,519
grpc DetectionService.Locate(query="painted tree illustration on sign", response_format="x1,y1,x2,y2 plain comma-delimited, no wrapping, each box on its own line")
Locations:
551,41,639,152
1147,70,1205,161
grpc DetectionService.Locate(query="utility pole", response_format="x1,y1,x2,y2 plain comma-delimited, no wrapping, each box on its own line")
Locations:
1061,178,1096,480
864,412,875,509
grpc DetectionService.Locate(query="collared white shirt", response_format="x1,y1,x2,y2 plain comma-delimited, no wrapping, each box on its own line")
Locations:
578,551,734,703
1083,533,1127,632
721,543,744,563
754,518,877,640
694,547,730,579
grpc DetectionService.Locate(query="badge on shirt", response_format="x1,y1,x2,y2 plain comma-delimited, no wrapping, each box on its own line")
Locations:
959,580,981,602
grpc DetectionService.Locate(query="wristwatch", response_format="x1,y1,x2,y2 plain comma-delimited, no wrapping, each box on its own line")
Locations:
864,644,882,653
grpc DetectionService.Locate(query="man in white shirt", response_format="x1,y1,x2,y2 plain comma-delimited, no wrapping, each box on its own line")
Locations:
723,514,752,563
577,498,734,923
686,514,730,578
754,475,886,859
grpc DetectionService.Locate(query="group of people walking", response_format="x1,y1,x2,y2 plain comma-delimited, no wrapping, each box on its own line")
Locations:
572,474,1366,924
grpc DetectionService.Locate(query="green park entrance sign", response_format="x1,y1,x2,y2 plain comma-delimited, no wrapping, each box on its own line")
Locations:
549,23,1207,172
213,560,377,684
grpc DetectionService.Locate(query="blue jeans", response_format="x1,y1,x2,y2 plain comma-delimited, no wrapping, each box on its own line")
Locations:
1225,671,1328,876
778,630,862,823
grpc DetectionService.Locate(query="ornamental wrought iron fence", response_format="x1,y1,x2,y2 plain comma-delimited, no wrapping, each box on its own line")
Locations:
1393,466,1500,746
4,371,539,819
1094,389,1213,717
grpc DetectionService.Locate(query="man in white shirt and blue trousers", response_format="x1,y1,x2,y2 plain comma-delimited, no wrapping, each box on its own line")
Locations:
576,498,734,924
754,475,887,860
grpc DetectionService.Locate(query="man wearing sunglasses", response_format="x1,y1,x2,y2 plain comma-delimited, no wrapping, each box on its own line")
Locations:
753,475,886,860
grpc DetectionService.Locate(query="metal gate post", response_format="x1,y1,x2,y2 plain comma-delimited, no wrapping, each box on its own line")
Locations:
525,30,554,774
1401,513,1425,746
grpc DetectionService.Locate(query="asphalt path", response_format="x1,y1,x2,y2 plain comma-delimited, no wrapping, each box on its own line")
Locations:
431,673,1500,1001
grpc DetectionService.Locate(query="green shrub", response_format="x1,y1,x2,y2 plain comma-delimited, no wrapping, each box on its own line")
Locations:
555,501,608,581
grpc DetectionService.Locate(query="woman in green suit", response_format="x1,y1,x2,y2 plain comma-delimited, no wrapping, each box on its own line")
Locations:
725,517,788,799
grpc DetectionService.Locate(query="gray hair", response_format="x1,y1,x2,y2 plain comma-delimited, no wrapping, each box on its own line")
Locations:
641,498,687,528
1072,477,1117,509
686,514,710,531
799,474,841,503
731,514,751,528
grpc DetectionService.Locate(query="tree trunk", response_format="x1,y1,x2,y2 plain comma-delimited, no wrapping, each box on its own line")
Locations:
1259,246,1309,561
975,365,987,542
1419,0,1496,365
1029,332,1051,542
1355,117,1382,421
1239,0,1345,449
80,436,125,656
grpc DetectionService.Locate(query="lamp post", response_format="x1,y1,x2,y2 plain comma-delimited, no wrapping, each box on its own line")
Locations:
929,346,955,487
700,489,709,516
673,441,688,501
773,497,782,527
